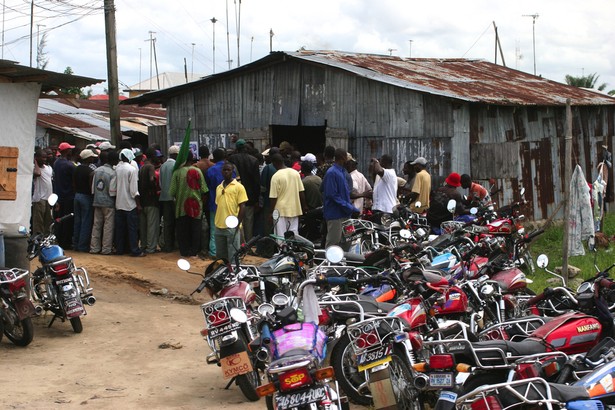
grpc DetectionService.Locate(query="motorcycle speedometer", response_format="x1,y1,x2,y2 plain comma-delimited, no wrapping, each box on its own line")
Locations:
271,293,290,307
258,303,274,316
577,282,593,294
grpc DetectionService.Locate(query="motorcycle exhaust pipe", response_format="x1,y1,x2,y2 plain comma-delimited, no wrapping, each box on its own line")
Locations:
84,296,96,306
256,347,270,362
34,305,44,316
413,373,430,390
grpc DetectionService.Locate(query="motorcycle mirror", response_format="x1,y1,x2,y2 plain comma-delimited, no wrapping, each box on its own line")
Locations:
520,187,526,196
225,215,239,229
399,229,412,239
47,193,58,207
536,254,549,269
447,199,456,214
177,259,191,271
470,207,478,215
272,209,280,221
17,226,28,235
414,201,422,209
229,307,248,323
415,228,426,238
325,245,344,264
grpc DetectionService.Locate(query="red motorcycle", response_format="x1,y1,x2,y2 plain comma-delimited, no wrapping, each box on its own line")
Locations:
0,268,35,346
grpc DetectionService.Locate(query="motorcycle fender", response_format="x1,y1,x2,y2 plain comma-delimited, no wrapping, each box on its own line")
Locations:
14,298,36,320
368,364,398,410
56,277,85,318
218,337,253,379
434,391,458,410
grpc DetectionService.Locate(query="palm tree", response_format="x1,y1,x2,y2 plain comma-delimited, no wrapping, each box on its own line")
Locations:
565,72,609,92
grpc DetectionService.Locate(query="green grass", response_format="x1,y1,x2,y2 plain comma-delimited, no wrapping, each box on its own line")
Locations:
526,213,615,292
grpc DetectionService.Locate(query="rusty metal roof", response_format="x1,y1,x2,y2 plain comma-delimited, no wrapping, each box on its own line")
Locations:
0,59,102,93
289,50,615,106
124,50,615,107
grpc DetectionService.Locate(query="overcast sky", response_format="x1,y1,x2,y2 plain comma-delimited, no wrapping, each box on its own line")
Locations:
1,0,614,95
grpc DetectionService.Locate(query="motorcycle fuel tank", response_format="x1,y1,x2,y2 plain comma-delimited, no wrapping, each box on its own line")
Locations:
388,298,426,329
531,312,601,355
40,245,64,263
491,267,530,292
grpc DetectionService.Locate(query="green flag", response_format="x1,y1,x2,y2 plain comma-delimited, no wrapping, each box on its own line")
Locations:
173,119,192,172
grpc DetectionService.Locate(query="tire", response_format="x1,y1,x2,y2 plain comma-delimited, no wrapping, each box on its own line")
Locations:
236,371,260,402
331,333,372,405
70,317,83,333
3,306,34,346
388,344,423,410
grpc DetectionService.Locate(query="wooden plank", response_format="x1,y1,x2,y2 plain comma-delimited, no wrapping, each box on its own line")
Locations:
0,146,19,200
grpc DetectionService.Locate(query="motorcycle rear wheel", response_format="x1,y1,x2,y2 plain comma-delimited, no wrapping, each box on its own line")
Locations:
236,371,260,402
3,306,34,346
388,345,423,410
331,333,371,405
70,317,83,333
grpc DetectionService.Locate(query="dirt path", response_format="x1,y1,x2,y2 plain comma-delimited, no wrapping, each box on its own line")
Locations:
0,251,266,410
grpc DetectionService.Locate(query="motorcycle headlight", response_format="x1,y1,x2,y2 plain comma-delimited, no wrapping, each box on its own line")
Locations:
481,284,495,297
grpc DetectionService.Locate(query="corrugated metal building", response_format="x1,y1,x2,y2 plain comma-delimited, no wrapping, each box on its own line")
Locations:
123,50,615,220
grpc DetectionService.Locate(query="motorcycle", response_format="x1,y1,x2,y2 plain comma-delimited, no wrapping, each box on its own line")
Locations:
254,268,349,410
178,224,263,402
27,194,95,333
0,267,35,346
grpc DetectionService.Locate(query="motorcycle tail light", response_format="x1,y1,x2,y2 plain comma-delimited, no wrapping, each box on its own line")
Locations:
207,309,229,326
318,308,331,326
8,278,26,293
356,330,379,350
279,367,312,392
313,366,335,381
429,354,455,370
51,263,70,276
515,362,540,379
542,360,561,377
344,225,355,236
471,396,503,410
256,382,276,397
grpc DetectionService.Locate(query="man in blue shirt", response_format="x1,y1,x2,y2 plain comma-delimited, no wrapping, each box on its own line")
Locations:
322,148,359,248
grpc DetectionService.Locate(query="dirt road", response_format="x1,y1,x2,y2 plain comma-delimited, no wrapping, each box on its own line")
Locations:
1,251,266,410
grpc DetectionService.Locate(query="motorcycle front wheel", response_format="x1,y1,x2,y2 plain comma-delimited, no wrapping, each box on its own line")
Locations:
388,344,424,410
70,317,83,333
2,306,34,346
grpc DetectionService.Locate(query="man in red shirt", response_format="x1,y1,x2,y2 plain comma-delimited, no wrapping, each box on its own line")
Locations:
461,174,491,205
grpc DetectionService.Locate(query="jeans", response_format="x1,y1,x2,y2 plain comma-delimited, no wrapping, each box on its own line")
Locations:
73,193,94,252
215,227,241,262
115,208,140,255
139,206,160,253
208,212,216,256
176,215,201,257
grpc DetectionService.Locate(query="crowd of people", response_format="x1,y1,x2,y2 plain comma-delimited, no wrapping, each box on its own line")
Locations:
31,137,492,260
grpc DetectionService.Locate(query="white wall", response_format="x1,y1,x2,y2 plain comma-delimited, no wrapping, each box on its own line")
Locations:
0,82,42,236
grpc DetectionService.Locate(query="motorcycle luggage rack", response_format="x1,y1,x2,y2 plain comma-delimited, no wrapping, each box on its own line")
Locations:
456,377,562,410
73,266,93,295
478,316,548,341
318,293,390,322
0,268,29,283
346,316,407,355
47,257,74,276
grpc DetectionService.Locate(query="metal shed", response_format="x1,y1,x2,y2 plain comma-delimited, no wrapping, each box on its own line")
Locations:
123,50,615,220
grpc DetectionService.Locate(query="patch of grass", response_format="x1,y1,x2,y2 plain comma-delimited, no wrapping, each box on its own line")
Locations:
527,213,615,292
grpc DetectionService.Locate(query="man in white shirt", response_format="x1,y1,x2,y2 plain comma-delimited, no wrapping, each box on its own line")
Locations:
371,154,398,216
32,148,53,234
112,149,143,257
345,154,372,213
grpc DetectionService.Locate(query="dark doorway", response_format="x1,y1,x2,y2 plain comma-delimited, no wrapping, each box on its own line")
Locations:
271,125,326,157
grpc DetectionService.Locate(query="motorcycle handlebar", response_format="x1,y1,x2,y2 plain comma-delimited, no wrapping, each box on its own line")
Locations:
393,242,422,255
598,277,615,290
55,213,74,224
525,288,552,306
523,229,544,243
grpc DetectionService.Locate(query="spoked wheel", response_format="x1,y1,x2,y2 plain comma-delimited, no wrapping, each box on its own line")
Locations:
236,371,261,402
70,317,83,333
2,306,34,346
388,345,423,410
331,333,371,405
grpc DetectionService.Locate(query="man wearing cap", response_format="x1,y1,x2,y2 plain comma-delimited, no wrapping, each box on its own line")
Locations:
159,145,179,252
408,157,431,213
52,142,76,249
427,172,467,232
113,148,143,256
228,139,260,241
138,148,162,254
72,149,98,252
98,141,116,151
90,150,118,255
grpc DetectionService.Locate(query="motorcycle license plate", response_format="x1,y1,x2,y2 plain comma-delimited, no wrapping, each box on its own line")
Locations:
64,298,85,318
275,386,327,409
14,298,36,320
429,372,454,388
208,321,242,339
220,351,253,379
357,344,392,372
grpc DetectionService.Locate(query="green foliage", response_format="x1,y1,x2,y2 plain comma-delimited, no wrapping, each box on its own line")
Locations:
564,72,608,92
59,66,92,99
527,213,615,292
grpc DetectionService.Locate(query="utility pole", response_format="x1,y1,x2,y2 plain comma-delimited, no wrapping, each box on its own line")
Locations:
191,42,195,79
138,47,142,85
29,0,33,67
269,29,274,53
2,0,6,59
493,21,506,66
225,0,232,69
145,31,156,90
523,13,539,75
387,48,396,56
235,0,241,67
562,99,573,283
211,17,217,73
104,0,122,147
152,37,160,89
250,36,254,62
408,40,413,58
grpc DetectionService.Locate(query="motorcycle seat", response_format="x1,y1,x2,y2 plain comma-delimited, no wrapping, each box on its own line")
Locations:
343,252,366,263
500,381,590,406
472,338,547,364
329,296,395,319
272,349,314,362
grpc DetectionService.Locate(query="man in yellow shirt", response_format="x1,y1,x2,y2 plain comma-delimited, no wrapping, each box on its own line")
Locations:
215,162,248,261
408,157,431,213
269,154,307,237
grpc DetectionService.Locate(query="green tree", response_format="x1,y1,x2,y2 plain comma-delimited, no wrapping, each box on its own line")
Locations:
36,32,49,70
565,72,608,91
60,66,92,99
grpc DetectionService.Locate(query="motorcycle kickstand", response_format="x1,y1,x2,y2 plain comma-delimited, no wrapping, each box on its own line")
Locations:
224,377,236,390
48,315,57,328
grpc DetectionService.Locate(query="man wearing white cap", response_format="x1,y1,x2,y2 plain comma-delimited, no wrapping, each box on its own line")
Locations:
408,157,431,213
113,148,143,256
73,149,98,251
